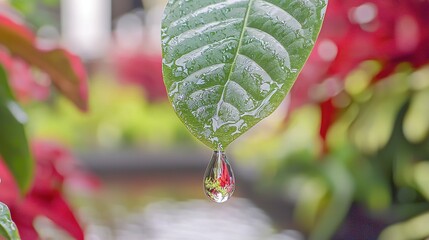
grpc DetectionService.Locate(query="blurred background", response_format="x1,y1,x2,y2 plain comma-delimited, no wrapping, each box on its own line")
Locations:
1,0,429,239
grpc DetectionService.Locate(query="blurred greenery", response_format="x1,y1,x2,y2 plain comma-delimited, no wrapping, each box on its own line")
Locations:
10,0,60,28
0,64,33,194
24,74,196,150
233,64,429,240
9,0,36,16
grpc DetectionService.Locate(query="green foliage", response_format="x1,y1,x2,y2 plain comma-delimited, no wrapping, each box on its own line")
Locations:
0,202,20,240
204,177,228,197
41,0,60,6
25,78,193,150
0,65,33,194
234,64,429,240
10,0,60,27
9,0,36,16
162,0,327,149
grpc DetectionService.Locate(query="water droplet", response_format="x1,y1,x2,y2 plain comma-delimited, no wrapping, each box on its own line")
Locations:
177,94,185,101
203,151,235,203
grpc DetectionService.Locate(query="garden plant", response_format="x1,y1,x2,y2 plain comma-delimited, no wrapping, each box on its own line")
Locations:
1,0,429,239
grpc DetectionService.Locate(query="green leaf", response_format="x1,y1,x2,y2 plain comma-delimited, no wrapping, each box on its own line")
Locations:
404,87,429,143
0,64,34,194
41,0,60,7
162,0,327,149
379,211,429,240
10,0,36,15
0,202,21,240
309,160,353,240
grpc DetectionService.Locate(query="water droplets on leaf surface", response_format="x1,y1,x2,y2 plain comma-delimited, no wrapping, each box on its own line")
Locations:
203,150,235,203
162,0,327,202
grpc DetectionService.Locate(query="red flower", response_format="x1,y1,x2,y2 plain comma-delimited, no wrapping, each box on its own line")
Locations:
0,141,99,240
219,160,232,188
289,0,429,140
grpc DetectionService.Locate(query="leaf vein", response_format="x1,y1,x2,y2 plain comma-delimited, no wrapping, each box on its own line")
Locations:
213,0,255,126
245,26,291,69
168,18,242,47
172,63,226,88
229,77,260,102
254,0,303,30
170,0,247,29
174,37,236,72
237,53,280,87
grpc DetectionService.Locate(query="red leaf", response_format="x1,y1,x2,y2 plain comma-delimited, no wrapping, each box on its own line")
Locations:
0,158,20,203
0,49,50,102
0,14,88,110
8,208,39,240
319,99,336,141
0,141,94,240
23,193,84,240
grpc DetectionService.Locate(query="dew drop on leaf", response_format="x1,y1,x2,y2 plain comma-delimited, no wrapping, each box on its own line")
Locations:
203,150,235,203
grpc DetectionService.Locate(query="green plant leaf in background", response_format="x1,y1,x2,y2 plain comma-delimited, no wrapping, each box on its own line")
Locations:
162,0,327,149
0,64,33,194
9,0,36,16
0,202,20,240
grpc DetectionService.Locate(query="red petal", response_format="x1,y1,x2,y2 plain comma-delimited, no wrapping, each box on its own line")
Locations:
22,193,84,240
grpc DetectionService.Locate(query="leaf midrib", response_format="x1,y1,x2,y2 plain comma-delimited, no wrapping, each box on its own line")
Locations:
214,0,255,123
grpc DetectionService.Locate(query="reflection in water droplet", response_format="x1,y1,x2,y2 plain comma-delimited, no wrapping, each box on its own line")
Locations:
203,151,235,203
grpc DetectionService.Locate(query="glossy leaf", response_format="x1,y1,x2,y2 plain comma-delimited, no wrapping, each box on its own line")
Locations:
0,15,88,111
0,202,20,240
162,0,327,149
0,65,33,193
